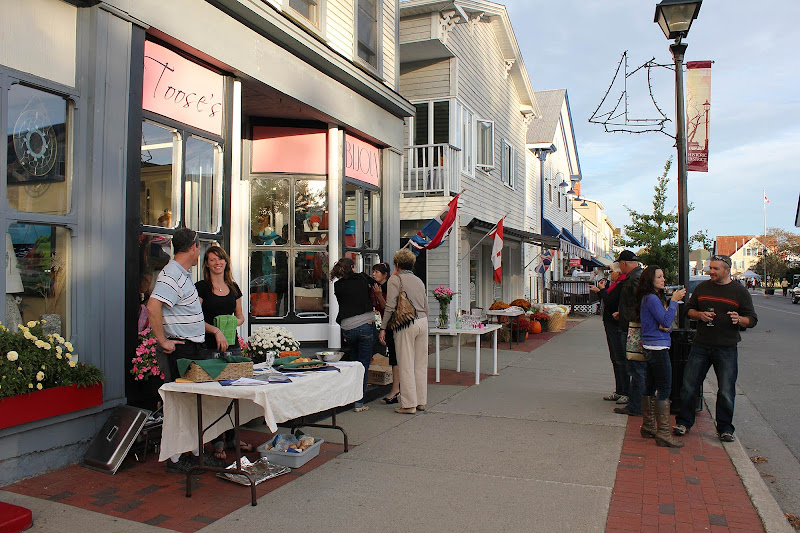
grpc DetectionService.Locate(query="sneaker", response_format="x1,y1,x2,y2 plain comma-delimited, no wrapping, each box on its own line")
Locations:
615,395,629,405
673,424,688,436
165,454,197,474
719,432,734,442
603,393,621,401
613,406,641,416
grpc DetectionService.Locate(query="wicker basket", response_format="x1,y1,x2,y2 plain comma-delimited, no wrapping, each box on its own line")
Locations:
545,312,568,332
182,361,254,382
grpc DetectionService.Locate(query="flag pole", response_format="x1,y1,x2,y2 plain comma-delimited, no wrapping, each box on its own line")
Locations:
457,211,510,264
764,189,767,286
404,190,465,252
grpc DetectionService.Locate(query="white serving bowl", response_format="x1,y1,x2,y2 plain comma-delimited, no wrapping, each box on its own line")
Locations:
315,351,344,362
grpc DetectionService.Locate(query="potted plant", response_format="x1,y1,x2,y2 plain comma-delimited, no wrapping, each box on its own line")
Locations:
248,326,300,364
0,321,105,429
511,316,532,342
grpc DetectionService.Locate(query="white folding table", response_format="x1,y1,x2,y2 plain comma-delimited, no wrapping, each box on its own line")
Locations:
429,324,502,385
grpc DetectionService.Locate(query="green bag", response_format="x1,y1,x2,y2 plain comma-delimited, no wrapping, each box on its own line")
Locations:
214,314,238,345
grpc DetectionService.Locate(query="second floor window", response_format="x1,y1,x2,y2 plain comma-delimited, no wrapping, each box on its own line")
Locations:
356,0,379,69
287,0,320,28
501,139,515,188
476,119,493,169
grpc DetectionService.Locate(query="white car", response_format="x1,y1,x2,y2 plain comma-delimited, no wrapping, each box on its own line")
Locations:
792,285,800,304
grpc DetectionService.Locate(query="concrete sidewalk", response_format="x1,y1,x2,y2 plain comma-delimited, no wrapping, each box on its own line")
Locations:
1,316,791,532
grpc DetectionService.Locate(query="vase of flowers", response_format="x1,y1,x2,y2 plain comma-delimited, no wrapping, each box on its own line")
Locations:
248,326,300,364
432,285,456,329
130,327,164,382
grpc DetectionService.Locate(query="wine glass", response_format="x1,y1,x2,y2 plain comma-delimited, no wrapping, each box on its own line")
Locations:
706,307,715,327
264,350,276,368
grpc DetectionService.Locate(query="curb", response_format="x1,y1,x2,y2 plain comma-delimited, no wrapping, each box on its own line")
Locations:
702,378,794,533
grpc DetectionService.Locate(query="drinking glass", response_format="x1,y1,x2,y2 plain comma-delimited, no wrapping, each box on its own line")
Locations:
676,285,685,304
706,307,715,327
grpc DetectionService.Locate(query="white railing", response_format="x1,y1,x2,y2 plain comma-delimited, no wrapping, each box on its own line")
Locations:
402,143,461,196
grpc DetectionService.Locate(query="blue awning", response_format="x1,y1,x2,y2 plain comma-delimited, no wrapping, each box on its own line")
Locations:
541,218,560,238
561,227,583,247
542,218,593,260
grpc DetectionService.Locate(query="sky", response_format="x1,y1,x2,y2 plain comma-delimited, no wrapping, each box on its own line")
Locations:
502,0,800,241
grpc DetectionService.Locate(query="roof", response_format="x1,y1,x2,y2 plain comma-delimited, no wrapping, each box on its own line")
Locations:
715,235,777,256
527,89,565,144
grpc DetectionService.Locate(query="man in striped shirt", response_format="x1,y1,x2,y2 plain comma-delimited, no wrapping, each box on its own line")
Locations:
147,227,207,383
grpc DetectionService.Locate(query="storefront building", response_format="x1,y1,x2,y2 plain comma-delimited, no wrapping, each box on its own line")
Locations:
0,0,412,484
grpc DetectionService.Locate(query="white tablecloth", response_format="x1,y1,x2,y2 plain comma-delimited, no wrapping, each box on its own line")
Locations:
158,362,364,461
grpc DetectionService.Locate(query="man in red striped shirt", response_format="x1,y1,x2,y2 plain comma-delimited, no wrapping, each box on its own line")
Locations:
673,254,758,442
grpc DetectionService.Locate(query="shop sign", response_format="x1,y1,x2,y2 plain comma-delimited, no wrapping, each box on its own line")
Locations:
344,134,380,187
251,126,327,174
569,258,581,267
143,41,224,136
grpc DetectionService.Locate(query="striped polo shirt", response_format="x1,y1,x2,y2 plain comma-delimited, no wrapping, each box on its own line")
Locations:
150,260,205,343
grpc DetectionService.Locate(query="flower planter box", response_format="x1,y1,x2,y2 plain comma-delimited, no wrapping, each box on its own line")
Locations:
0,384,103,430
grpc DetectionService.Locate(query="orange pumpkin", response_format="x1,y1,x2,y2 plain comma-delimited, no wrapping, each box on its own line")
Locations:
530,320,542,334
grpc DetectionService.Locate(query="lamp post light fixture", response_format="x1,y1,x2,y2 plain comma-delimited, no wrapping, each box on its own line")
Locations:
703,99,710,150
654,0,702,327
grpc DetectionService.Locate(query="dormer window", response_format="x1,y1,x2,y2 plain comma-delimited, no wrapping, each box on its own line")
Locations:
287,0,320,28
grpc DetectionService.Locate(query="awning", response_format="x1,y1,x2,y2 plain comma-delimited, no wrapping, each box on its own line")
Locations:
466,218,560,249
581,257,604,269
542,218,593,260
593,256,614,268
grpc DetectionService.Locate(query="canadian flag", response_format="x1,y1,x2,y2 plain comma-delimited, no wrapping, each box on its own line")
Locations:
489,218,504,283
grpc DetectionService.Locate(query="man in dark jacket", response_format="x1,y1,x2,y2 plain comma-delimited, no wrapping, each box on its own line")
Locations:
591,264,628,403
613,250,644,416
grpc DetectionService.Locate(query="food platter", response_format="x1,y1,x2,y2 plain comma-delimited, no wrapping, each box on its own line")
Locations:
276,360,328,371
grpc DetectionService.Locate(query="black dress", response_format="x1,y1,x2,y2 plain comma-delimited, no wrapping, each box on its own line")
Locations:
195,280,242,349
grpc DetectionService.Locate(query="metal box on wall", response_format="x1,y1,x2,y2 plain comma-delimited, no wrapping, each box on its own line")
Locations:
83,405,151,474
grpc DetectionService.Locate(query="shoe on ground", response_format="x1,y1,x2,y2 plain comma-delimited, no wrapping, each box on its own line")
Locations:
603,393,622,401
416,405,426,411
615,395,629,405
354,405,369,412
673,424,688,436
613,406,641,416
165,454,197,474
719,432,734,442
395,407,417,414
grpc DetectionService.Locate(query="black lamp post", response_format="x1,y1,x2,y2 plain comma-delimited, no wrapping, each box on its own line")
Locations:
654,0,702,327
702,99,710,150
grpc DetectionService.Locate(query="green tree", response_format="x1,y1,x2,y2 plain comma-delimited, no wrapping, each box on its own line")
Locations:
751,253,789,286
621,158,707,282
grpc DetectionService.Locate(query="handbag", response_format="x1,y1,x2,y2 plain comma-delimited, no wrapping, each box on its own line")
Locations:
250,283,278,317
385,275,417,332
625,322,645,361
213,314,238,345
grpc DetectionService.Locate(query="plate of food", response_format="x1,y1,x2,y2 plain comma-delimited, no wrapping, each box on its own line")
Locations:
278,360,328,371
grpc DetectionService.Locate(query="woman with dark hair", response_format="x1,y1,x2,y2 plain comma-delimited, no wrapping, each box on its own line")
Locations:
378,249,429,414
635,265,686,448
195,245,251,458
372,262,400,404
332,257,375,412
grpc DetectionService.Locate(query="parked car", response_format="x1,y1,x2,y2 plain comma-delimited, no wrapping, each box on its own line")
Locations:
792,285,800,304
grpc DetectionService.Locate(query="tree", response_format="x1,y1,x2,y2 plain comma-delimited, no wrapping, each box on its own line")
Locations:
767,227,800,256
751,253,789,285
690,229,714,252
621,158,708,282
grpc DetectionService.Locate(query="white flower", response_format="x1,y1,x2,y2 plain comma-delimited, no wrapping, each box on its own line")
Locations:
35,340,46,349
36,371,45,381
68,361,76,368
36,383,43,390
6,351,18,362
26,321,36,328
65,342,74,352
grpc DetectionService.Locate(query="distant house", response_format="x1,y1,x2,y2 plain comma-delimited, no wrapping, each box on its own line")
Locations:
715,235,776,275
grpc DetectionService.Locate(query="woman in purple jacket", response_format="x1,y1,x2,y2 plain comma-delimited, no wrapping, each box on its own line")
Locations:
635,266,686,448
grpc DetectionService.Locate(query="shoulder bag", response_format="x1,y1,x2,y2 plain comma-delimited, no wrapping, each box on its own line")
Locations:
625,321,645,361
385,274,417,332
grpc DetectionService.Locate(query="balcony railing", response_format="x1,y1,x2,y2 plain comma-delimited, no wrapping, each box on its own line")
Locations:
402,143,461,196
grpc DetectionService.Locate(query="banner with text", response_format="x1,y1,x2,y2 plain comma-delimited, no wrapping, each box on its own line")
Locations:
686,61,712,172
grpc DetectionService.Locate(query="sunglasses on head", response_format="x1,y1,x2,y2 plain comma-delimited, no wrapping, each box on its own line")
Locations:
711,255,731,267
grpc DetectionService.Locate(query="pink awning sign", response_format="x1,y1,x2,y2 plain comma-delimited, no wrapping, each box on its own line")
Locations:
143,41,224,136
344,134,380,186
251,126,327,174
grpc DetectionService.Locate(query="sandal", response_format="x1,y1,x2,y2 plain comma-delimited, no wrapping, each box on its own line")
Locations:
213,441,226,460
381,392,400,404
226,440,254,453
603,393,622,401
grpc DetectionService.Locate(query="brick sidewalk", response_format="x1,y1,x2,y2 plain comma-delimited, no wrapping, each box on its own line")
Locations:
606,409,765,533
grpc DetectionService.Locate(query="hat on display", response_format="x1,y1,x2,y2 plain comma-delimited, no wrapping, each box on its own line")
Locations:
615,250,638,262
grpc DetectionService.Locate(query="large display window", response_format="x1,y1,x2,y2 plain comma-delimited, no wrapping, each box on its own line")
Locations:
249,176,329,320
344,180,381,272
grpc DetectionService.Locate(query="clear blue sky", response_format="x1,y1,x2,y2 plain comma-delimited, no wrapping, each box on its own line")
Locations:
504,0,800,239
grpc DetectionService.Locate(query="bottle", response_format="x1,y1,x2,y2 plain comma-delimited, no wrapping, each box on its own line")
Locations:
455,311,462,329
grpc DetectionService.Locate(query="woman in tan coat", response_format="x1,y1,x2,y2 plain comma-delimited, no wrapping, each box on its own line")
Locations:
378,249,430,414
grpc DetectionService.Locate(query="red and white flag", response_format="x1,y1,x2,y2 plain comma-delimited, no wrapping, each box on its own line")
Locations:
489,218,503,283
764,192,769,204
686,61,712,172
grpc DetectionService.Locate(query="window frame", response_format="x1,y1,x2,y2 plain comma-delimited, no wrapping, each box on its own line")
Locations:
283,0,326,37
353,0,383,75
454,100,474,177
475,119,494,171
500,139,516,189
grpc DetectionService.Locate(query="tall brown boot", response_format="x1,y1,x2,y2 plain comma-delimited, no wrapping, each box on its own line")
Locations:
640,396,656,438
655,400,684,448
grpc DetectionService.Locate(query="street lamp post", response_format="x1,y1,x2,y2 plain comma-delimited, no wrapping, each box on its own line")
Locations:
703,100,710,150
654,0,702,328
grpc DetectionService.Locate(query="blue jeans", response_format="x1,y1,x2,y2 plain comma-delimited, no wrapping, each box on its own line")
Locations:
619,328,645,414
676,344,738,434
604,321,628,395
643,348,672,401
343,322,376,407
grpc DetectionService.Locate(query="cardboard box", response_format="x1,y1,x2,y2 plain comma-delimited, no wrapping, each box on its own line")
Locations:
368,365,393,385
371,353,390,367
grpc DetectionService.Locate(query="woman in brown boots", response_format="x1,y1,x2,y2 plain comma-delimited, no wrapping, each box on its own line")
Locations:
635,266,687,447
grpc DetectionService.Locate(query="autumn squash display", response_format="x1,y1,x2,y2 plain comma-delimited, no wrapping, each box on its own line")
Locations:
530,320,542,334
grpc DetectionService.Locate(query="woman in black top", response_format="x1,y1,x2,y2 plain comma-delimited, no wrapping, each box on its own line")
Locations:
195,245,250,458
372,262,400,404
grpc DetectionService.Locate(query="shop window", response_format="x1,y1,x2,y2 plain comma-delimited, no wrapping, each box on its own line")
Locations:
356,0,380,70
249,176,328,319
7,224,71,337
363,189,381,250
476,119,494,170
185,136,223,234
141,121,181,228
6,84,72,215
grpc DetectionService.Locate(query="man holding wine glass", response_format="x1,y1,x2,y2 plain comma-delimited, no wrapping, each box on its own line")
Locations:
673,254,758,443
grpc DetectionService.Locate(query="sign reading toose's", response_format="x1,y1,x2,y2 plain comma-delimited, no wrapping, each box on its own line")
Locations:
142,41,224,136
344,134,380,187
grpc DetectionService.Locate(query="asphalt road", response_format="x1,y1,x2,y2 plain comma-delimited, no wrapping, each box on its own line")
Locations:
731,289,800,521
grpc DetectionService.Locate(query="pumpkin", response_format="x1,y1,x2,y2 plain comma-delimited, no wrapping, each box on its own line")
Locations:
530,320,542,334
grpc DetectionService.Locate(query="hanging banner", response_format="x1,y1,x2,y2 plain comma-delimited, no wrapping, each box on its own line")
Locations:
686,61,712,172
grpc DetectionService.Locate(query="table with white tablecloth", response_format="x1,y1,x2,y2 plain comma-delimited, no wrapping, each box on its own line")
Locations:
158,362,364,462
